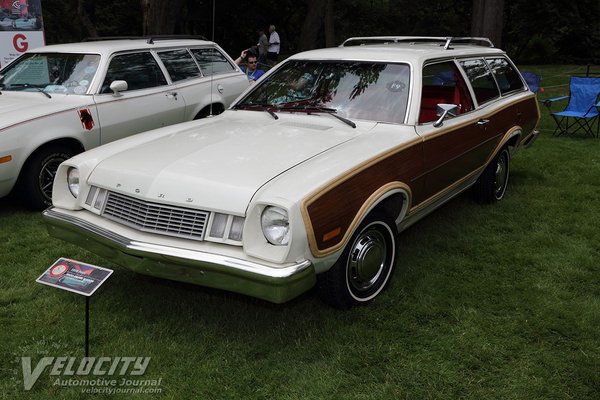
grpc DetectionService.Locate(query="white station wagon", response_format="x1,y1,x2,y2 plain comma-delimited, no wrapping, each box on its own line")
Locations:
43,37,540,308
0,36,249,209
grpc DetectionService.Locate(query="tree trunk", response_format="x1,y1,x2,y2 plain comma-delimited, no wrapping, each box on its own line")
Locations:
324,0,335,47
299,0,326,51
78,0,97,38
471,0,505,47
141,0,186,35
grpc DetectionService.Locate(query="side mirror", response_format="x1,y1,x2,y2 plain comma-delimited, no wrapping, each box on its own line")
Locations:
109,80,128,96
433,103,458,128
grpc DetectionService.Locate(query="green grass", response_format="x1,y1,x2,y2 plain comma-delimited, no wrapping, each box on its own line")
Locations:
1,65,599,399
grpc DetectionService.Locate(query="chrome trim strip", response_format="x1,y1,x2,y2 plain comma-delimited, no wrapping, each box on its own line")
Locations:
522,129,540,149
43,208,312,279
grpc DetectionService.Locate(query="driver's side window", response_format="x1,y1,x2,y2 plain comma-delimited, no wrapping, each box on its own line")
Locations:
419,61,474,124
101,52,167,94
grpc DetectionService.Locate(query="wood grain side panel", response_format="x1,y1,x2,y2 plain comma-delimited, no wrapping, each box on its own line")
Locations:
305,144,423,254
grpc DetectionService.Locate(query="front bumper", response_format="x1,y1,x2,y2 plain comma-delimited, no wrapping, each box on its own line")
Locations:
43,208,316,303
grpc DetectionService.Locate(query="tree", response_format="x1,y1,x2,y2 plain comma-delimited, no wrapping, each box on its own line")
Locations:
78,0,98,38
471,0,504,47
299,0,335,51
141,0,186,35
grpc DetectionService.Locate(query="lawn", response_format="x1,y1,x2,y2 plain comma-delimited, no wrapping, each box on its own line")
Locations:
1,65,598,400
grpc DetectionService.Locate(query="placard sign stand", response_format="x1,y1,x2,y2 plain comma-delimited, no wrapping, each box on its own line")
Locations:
37,258,113,357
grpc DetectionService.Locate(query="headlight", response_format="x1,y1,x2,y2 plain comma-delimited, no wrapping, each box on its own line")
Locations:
261,206,290,245
67,167,80,198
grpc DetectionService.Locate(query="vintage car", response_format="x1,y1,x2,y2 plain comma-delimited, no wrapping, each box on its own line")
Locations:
0,37,249,209
43,37,540,308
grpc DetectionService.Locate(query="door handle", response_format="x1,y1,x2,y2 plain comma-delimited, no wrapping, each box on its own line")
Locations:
477,119,490,126
166,91,178,100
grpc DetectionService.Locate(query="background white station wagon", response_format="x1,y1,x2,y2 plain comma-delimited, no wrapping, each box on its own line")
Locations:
0,36,249,209
44,37,540,308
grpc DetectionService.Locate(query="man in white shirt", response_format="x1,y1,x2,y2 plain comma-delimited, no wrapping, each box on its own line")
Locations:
267,25,281,66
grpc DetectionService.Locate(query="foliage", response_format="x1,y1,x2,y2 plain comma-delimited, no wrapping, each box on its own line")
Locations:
37,0,599,63
503,0,600,64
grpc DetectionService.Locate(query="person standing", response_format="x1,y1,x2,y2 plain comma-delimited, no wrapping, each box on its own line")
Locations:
234,49,265,84
256,28,269,68
267,25,280,66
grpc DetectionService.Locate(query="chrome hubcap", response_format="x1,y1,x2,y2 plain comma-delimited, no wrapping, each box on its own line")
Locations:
347,226,389,293
494,151,508,199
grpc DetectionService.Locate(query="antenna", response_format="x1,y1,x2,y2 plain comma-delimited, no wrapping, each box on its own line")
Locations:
208,0,215,117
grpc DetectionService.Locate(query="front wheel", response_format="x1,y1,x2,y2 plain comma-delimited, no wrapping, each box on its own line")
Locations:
473,147,510,204
318,212,398,309
17,145,77,210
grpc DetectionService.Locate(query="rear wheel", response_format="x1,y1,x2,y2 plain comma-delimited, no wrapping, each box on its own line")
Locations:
473,147,510,204
18,145,77,210
318,212,398,309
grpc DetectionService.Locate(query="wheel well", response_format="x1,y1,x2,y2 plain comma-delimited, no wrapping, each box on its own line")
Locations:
194,103,225,119
372,191,407,225
19,138,84,179
505,129,522,149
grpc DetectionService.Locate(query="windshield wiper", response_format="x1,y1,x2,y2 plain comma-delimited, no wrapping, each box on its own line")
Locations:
9,83,51,98
235,103,278,120
277,105,356,128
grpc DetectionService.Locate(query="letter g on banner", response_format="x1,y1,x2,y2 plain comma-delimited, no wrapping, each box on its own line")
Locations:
13,34,28,53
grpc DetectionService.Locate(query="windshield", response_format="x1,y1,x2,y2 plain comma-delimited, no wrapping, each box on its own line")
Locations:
0,53,100,95
237,60,411,124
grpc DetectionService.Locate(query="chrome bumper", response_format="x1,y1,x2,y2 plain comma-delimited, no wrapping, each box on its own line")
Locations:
43,208,316,303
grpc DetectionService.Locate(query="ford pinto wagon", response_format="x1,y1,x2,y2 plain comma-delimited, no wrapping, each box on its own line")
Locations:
0,37,249,209
43,37,540,308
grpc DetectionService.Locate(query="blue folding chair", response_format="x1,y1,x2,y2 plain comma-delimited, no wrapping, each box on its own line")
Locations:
543,76,600,138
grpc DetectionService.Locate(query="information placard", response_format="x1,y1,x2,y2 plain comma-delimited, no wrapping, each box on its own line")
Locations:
37,258,113,297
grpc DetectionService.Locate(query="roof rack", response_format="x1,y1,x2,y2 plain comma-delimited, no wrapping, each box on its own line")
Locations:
84,35,209,44
340,36,494,49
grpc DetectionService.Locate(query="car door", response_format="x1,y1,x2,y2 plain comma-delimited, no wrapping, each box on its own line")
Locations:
189,47,250,106
415,59,503,201
92,51,185,145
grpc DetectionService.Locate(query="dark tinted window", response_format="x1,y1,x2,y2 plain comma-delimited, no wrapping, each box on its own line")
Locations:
191,48,234,75
460,59,499,104
101,52,167,93
157,49,202,82
486,58,525,95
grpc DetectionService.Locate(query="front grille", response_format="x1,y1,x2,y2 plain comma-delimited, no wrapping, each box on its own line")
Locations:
102,191,209,241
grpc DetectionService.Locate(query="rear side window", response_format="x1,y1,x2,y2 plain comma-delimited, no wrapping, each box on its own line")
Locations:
459,59,499,105
157,49,202,82
101,52,167,93
486,58,525,95
191,48,234,76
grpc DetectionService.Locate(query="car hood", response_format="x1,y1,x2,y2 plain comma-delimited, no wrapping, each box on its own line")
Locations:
88,112,360,214
0,91,89,129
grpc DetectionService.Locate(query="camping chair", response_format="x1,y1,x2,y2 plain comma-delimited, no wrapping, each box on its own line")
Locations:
543,76,600,138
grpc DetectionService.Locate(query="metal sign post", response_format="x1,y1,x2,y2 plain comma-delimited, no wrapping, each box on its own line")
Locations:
37,258,113,356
